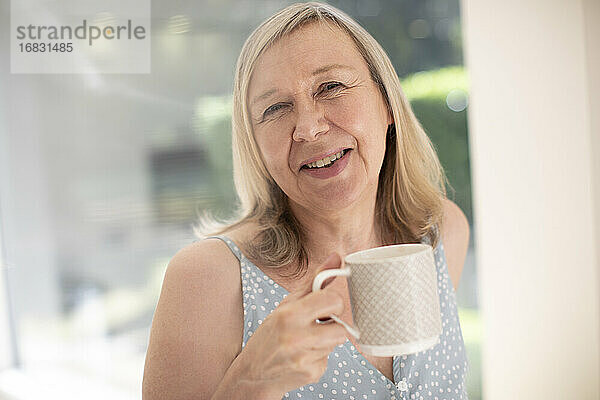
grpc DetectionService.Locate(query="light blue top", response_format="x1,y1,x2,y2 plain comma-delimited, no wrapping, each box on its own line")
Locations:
209,235,469,400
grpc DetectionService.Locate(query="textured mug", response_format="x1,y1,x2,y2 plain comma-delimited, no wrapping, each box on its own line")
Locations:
312,244,442,356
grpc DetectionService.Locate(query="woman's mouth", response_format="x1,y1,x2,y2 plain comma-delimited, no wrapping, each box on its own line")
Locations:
299,149,352,180
300,148,351,170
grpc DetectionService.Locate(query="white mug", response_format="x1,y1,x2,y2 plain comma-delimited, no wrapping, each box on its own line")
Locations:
312,244,442,356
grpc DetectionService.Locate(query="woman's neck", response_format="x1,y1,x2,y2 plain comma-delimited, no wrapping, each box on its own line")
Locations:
288,191,382,268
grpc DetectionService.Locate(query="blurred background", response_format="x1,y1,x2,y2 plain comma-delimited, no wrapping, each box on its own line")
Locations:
2,0,597,399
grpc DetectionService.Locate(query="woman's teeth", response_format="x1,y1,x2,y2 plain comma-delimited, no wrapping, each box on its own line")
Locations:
305,150,344,169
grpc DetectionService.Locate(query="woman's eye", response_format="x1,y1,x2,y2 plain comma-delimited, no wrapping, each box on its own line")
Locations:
263,103,288,119
320,81,344,93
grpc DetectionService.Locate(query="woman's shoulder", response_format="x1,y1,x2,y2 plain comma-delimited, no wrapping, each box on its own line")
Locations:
166,221,260,279
160,238,245,328
439,198,470,290
169,236,240,275
159,228,255,328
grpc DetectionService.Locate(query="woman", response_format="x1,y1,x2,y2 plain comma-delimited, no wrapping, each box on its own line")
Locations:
143,2,470,399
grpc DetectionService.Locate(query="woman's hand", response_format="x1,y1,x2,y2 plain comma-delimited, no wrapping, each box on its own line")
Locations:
234,253,348,397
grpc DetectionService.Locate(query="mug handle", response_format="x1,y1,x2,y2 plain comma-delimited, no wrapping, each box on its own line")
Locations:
312,268,361,339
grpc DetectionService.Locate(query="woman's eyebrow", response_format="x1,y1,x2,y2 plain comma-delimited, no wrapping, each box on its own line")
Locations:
251,88,277,108
311,63,354,76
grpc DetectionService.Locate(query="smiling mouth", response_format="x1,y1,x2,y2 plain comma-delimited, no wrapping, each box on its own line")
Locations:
300,148,351,170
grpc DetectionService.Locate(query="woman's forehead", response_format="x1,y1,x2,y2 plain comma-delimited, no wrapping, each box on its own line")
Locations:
248,22,368,95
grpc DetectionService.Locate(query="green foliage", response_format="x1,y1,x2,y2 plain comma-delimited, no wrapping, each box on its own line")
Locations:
401,66,473,223
458,307,483,400
192,96,237,217
401,65,469,99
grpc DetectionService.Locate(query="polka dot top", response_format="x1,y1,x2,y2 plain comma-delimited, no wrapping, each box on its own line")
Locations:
208,235,469,400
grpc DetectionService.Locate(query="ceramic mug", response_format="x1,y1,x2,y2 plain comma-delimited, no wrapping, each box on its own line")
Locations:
312,244,442,356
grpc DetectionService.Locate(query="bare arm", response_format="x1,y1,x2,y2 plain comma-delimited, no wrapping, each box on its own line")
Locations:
210,352,281,400
142,240,247,400
142,240,348,399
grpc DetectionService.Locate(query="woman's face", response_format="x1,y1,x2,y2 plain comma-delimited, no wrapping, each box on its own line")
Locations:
247,22,392,214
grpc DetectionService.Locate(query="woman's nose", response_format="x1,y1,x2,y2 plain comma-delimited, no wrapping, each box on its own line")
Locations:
292,100,329,142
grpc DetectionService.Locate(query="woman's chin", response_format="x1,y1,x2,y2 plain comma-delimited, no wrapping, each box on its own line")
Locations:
302,188,361,213
289,169,372,213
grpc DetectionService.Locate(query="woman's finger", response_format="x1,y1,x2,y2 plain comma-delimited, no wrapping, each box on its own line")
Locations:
303,322,349,350
297,286,345,322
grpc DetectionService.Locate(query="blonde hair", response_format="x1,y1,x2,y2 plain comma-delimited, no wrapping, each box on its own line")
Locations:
195,2,448,278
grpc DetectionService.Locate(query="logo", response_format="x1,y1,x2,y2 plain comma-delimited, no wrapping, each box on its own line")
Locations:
11,0,151,74
15,19,147,46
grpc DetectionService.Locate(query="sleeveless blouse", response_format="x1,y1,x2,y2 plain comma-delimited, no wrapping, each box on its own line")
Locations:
208,235,469,400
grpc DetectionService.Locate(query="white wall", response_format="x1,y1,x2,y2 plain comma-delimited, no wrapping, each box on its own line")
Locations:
583,2,600,366
461,0,600,398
